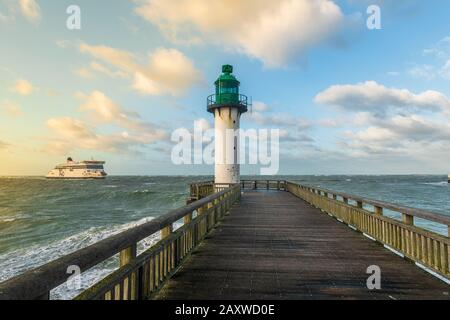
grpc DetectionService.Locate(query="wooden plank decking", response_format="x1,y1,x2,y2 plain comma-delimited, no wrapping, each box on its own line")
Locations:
155,190,449,300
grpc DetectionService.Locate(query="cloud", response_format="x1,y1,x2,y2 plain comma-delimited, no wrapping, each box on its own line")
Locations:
45,117,147,155
89,62,129,79
2,101,23,117
407,37,450,81
10,79,36,95
194,118,212,131
18,0,41,22
252,101,270,113
423,36,450,60
0,140,9,150
247,101,310,129
341,114,450,157
44,91,167,155
245,100,313,146
408,61,450,80
78,91,165,141
79,44,203,96
312,78,450,162
73,67,94,79
315,81,450,116
134,0,344,68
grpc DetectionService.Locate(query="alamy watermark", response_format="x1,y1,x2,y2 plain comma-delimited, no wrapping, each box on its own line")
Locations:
367,5,382,30
171,122,280,175
66,5,81,30
366,265,381,290
65,5,379,31
66,265,81,290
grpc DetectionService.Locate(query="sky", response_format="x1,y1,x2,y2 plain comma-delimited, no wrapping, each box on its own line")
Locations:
1,0,450,176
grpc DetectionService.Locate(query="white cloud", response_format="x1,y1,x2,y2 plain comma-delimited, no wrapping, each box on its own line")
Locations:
315,81,450,116
18,0,41,23
341,114,450,157
423,36,450,59
252,101,269,113
247,104,310,129
10,79,36,95
90,62,129,79
408,61,450,81
245,101,312,145
408,37,450,81
73,67,94,79
194,118,212,131
2,101,23,117
134,0,344,68
79,44,203,96
45,117,144,155
0,140,9,150
442,60,450,79
44,91,167,155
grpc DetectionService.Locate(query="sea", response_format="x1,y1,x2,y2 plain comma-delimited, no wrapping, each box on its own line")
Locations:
0,175,449,299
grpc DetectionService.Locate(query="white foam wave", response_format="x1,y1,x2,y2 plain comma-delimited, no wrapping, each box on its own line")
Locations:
422,181,448,186
0,216,159,300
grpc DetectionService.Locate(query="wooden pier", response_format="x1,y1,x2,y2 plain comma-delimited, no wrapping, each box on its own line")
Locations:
0,181,449,300
156,189,449,299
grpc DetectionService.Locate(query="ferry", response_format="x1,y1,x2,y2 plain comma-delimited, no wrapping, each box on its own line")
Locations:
46,157,107,179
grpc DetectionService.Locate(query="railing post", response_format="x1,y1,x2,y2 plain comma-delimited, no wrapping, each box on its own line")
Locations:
357,201,363,209
161,225,173,239
343,197,349,204
119,244,137,267
184,212,192,224
402,213,414,225
375,206,383,216
333,194,337,200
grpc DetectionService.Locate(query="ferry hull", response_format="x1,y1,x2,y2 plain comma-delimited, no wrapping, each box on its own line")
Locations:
46,158,107,180
46,176,107,180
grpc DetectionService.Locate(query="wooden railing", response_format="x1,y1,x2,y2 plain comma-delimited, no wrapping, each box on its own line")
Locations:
188,181,214,203
241,180,286,191
188,182,239,201
0,185,241,300
285,181,450,281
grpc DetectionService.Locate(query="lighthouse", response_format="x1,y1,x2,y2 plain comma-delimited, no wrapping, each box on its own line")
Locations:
207,65,249,188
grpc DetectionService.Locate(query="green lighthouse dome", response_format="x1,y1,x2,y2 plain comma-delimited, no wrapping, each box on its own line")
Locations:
207,65,249,114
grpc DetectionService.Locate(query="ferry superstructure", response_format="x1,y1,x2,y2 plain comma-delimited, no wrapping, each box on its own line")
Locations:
46,158,107,179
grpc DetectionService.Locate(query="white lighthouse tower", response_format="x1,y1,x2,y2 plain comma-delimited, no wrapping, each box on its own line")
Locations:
207,65,249,188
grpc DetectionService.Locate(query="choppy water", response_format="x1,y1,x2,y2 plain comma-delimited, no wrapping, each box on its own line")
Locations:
0,175,449,299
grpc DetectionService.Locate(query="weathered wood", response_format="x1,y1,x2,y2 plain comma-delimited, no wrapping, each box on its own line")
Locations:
0,185,240,300
155,190,450,300
161,225,173,239
119,244,137,267
292,182,450,227
285,181,450,281
375,206,383,216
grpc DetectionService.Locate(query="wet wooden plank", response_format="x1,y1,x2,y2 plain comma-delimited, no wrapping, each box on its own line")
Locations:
154,190,450,300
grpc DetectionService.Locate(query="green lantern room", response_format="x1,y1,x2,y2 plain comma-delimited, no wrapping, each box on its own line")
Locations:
207,65,249,114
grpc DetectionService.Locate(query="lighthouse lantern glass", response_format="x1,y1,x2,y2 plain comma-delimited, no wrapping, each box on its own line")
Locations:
215,65,240,105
